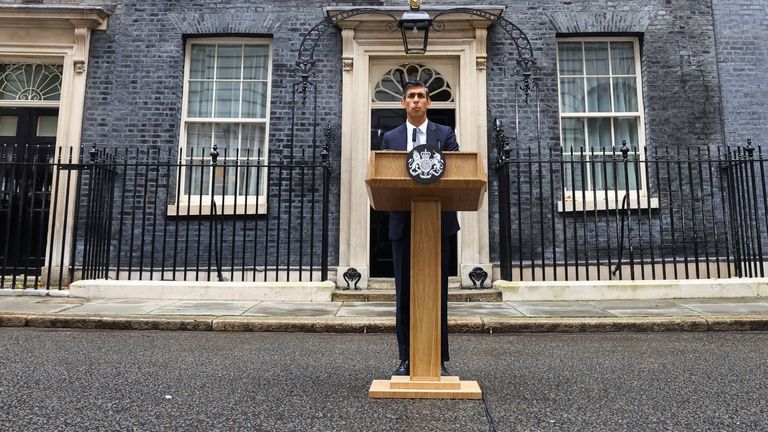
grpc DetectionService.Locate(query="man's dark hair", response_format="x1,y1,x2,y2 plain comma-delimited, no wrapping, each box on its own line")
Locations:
402,80,430,98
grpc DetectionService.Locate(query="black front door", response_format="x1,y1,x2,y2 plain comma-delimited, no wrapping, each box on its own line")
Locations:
369,108,457,277
0,108,57,277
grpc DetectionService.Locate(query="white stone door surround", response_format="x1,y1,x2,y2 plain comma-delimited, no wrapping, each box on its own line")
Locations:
332,6,500,288
0,5,108,284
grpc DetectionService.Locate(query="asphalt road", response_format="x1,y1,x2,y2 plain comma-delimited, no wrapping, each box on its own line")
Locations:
1,329,767,431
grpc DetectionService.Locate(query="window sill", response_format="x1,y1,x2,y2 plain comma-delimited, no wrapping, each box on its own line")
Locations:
557,196,659,213
167,201,267,217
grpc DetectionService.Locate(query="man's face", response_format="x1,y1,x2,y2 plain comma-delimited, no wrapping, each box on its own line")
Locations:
401,85,431,123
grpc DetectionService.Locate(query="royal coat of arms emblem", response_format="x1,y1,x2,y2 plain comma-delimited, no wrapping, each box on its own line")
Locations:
407,144,445,184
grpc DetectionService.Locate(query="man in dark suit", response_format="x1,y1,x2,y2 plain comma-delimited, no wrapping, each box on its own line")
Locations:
380,80,459,377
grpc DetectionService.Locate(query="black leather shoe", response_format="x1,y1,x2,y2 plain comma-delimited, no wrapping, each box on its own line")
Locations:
440,362,450,376
393,360,409,376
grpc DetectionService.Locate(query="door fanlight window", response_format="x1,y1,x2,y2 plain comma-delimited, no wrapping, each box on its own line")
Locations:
0,64,63,102
373,63,453,102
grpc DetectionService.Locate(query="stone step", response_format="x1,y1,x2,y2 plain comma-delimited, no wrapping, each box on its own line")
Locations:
366,277,466,290
332,288,502,302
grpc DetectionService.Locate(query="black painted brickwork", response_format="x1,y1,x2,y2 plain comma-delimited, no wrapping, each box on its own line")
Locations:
67,0,748,269
711,0,768,148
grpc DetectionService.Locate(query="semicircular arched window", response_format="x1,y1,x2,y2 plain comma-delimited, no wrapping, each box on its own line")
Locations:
0,64,63,102
372,63,454,103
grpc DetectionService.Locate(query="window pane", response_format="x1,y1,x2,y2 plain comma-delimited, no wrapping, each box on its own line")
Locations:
214,82,241,118
190,45,215,80
593,156,639,191
186,123,212,154
584,42,609,75
615,156,640,190
561,118,585,151
216,45,242,80
243,45,269,80
212,165,237,196
213,123,239,158
184,157,210,195
586,77,611,112
558,42,583,75
36,116,58,137
593,155,621,191
613,77,638,112
0,116,18,136
563,156,586,192
188,81,213,118
242,123,265,154
587,118,612,151
238,165,263,197
611,42,636,75
559,78,585,113
242,82,268,118
614,117,639,148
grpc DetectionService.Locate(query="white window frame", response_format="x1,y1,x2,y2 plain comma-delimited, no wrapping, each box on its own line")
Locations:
555,36,657,212
170,37,272,216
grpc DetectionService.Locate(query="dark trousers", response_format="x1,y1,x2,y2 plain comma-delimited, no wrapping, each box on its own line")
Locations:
392,235,450,362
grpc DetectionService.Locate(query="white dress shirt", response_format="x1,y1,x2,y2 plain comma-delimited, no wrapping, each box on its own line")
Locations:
405,119,428,151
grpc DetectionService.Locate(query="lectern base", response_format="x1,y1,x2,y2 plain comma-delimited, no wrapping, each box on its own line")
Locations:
368,376,482,399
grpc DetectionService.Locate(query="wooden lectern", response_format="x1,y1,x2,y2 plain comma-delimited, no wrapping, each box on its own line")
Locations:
365,151,487,399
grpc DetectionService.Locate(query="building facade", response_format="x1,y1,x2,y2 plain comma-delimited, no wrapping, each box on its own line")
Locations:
0,0,765,291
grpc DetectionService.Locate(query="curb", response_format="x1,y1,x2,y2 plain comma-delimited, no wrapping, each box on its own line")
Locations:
3,313,768,333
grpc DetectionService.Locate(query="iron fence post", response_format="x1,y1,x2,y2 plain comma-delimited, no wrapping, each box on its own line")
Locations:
321,123,331,281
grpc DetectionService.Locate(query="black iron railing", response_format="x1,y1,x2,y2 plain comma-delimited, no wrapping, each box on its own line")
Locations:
495,128,767,281
0,141,332,289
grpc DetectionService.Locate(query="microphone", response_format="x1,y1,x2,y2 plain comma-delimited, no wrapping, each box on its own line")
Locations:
412,127,418,146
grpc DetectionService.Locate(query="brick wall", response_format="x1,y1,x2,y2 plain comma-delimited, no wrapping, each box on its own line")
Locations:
68,0,728,271
711,0,768,148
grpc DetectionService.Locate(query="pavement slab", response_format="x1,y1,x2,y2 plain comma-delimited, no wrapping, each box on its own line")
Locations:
64,299,176,314
243,301,341,317
150,300,260,316
507,301,616,317
0,297,83,314
587,299,702,317
675,301,768,315
337,302,396,317
448,302,524,317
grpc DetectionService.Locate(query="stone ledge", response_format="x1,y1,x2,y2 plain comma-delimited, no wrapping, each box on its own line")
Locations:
496,278,768,301
704,315,768,332
481,316,710,333
25,314,213,331
2,312,767,334
69,280,336,302
212,316,395,333
0,313,27,327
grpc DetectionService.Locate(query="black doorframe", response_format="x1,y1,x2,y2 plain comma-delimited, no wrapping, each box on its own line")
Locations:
369,108,458,278
0,107,57,276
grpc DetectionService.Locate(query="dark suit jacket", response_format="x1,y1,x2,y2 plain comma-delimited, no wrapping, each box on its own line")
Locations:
380,121,460,241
